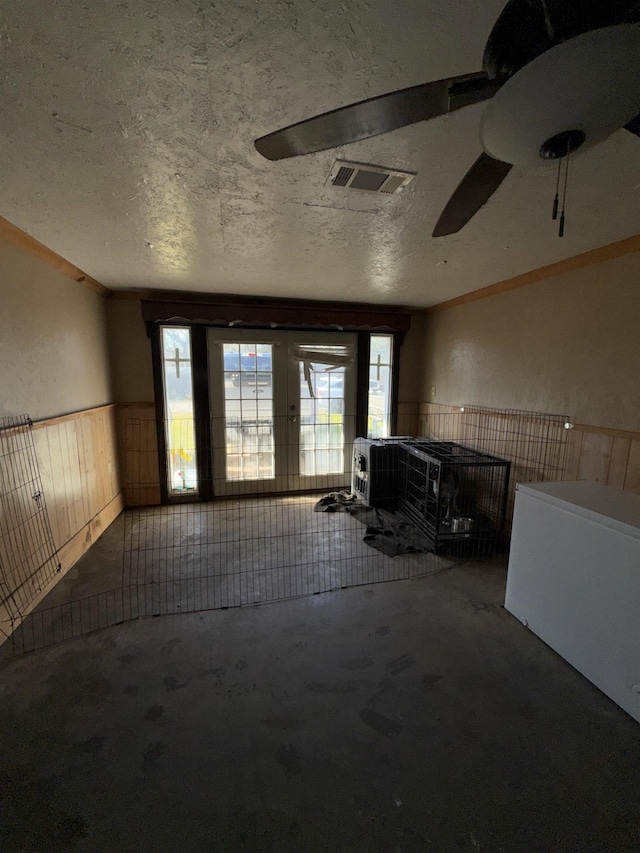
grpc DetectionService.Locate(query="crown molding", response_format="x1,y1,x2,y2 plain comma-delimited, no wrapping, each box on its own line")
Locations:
424,233,640,315
0,215,108,296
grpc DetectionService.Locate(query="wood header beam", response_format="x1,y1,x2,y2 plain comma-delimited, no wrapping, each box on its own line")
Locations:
140,295,412,333
424,233,640,315
0,215,108,296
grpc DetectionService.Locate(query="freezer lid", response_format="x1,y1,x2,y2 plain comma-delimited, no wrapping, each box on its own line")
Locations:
515,481,640,540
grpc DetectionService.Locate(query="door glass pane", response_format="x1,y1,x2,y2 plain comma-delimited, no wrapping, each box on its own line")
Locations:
297,345,348,477
368,334,393,439
161,327,198,495
222,343,274,481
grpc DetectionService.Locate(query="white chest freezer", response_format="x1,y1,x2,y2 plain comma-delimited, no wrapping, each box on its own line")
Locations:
505,480,640,724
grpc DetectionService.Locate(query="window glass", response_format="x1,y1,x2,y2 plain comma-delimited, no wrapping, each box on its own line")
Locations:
367,334,393,439
222,343,275,481
161,327,198,494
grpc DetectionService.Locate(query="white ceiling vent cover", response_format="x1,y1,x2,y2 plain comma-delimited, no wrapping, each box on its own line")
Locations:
326,160,416,195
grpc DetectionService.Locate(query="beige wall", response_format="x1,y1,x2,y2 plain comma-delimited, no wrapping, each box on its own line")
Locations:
420,254,640,432
397,314,425,404
0,237,112,421
0,236,121,641
106,299,155,403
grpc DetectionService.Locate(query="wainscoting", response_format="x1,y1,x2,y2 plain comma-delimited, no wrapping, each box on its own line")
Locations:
115,403,161,507
417,402,640,497
112,398,639,513
0,404,122,644
565,423,640,494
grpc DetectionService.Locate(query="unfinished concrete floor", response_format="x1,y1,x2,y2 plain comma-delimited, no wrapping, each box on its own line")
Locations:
10,499,449,652
1,522,639,852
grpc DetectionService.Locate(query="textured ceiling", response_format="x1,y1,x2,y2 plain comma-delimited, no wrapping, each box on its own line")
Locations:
2,0,640,307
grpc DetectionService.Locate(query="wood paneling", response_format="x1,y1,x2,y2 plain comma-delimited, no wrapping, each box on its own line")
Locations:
418,403,463,442
623,439,640,495
571,425,640,495
564,428,583,481
418,401,640,499
115,403,162,506
1,405,122,645
31,405,120,546
606,437,631,489
576,430,613,484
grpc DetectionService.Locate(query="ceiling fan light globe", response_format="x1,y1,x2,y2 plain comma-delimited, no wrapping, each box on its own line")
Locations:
479,24,640,167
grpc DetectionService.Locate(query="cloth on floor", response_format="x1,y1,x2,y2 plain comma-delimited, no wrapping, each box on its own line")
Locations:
314,490,359,512
362,512,431,557
314,492,431,556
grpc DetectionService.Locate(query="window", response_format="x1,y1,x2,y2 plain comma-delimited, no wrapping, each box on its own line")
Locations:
296,344,351,476
367,334,393,439
222,342,275,481
161,327,198,495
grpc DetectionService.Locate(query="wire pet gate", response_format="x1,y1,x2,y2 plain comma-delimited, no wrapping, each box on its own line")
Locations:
5,407,570,654
0,415,60,645
12,497,458,653
422,406,570,521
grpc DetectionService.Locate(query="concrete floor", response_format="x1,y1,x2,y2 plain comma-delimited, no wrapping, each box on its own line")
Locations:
1,531,639,851
9,500,451,652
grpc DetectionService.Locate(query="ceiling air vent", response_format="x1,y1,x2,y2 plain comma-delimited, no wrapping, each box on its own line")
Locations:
326,160,416,195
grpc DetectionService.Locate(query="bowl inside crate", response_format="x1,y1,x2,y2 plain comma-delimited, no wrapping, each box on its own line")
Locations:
450,516,474,533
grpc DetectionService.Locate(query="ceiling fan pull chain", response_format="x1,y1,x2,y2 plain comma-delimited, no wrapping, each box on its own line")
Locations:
552,157,561,220
559,152,570,237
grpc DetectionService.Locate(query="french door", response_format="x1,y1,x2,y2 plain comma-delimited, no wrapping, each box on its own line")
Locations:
207,329,357,496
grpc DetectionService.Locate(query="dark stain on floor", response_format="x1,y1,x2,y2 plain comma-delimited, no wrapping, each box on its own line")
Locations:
141,740,166,770
144,704,165,721
340,656,374,670
385,654,414,675
231,809,302,847
359,707,401,736
197,667,226,680
159,638,182,655
260,713,301,731
0,772,88,852
79,735,107,754
305,680,360,694
275,743,302,779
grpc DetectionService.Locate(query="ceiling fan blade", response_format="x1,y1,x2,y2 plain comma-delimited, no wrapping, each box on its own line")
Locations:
432,153,513,237
624,112,640,137
255,73,500,161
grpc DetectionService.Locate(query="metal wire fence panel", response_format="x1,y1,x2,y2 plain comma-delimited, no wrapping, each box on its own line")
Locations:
6,407,570,654
422,406,570,522
0,415,60,640
9,587,141,653
121,495,458,605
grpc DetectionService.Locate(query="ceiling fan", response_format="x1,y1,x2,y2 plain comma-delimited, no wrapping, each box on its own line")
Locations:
255,0,640,237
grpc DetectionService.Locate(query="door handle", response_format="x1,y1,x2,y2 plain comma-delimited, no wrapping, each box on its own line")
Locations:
289,415,297,422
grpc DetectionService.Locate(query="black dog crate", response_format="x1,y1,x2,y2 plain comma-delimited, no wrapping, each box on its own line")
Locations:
351,437,411,510
397,440,511,553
